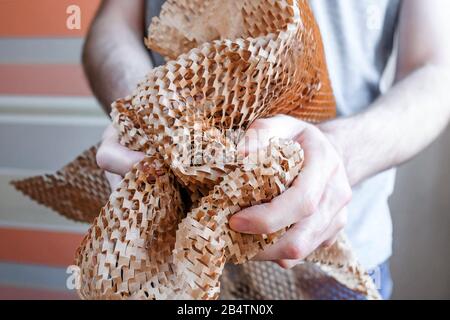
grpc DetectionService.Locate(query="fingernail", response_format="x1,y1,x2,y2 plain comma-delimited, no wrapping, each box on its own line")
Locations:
230,216,251,233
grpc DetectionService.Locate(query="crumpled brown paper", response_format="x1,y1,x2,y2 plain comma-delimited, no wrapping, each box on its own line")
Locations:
13,0,381,300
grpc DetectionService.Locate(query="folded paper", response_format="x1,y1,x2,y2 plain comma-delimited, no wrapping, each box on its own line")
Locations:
13,0,380,300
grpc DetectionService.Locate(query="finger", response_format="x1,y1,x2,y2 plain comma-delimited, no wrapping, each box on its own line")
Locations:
105,171,123,191
321,207,348,248
230,129,344,235
97,126,145,176
101,123,118,140
236,125,262,156
252,172,351,261
253,219,319,261
229,178,324,234
276,207,348,269
237,115,308,155
97,141,145,176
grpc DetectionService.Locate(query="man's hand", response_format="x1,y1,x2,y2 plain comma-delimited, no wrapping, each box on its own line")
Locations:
96,124,145,189
83,0,150,189
230,115,352,269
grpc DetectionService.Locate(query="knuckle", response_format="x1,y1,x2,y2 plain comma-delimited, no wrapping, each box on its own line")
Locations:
307,124,321,136
315,141,329,157
334,168,352,206
326,145,342,167
247,209,272,234
325,143,336,157
303,195,318,217
257,203,280,234
257,216,277,234
256,219,271,234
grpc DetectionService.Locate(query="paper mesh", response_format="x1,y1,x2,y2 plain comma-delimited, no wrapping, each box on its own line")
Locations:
12,0,380,300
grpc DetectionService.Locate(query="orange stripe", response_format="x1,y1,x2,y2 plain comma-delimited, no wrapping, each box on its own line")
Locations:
0,0,101,37
0,64,92,96
0,285,78,300
0,227,84,267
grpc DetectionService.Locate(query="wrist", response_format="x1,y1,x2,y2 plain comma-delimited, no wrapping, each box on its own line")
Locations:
318,120,354,184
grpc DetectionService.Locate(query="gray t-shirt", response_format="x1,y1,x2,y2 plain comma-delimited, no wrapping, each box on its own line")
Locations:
146,0,401,269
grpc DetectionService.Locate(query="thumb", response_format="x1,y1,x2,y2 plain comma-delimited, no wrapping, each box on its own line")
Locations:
237,115,306,155
236,121,267,156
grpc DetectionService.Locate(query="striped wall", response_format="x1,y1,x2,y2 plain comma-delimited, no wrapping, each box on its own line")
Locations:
2,0,449,301
0,0,106,299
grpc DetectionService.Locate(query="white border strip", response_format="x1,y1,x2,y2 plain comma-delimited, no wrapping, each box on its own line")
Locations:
0,220,89,234
0,95,109,126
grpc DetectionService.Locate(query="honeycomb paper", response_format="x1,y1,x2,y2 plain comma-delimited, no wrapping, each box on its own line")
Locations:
13,0,381,300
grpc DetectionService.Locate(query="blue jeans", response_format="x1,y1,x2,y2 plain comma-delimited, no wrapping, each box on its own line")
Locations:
367,260,393,300
344,260,393,300
310,260,393,300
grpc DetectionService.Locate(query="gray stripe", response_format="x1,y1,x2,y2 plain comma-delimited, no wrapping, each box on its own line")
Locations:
0,262,71,291
146,0,166,67
0,38,84,64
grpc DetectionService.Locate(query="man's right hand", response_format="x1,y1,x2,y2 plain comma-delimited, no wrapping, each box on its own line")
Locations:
96,124,145,189
83,0,150,189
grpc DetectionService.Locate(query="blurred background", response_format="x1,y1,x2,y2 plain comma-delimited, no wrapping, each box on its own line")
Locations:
0,0,449,300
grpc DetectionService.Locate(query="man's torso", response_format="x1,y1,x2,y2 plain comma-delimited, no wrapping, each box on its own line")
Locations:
145,0,401,269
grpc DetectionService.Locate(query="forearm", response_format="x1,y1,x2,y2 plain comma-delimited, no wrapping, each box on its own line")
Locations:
83,1,152,114
320,64,450,186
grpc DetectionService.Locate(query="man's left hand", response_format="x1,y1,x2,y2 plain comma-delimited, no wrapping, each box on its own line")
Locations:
230,115,352,269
